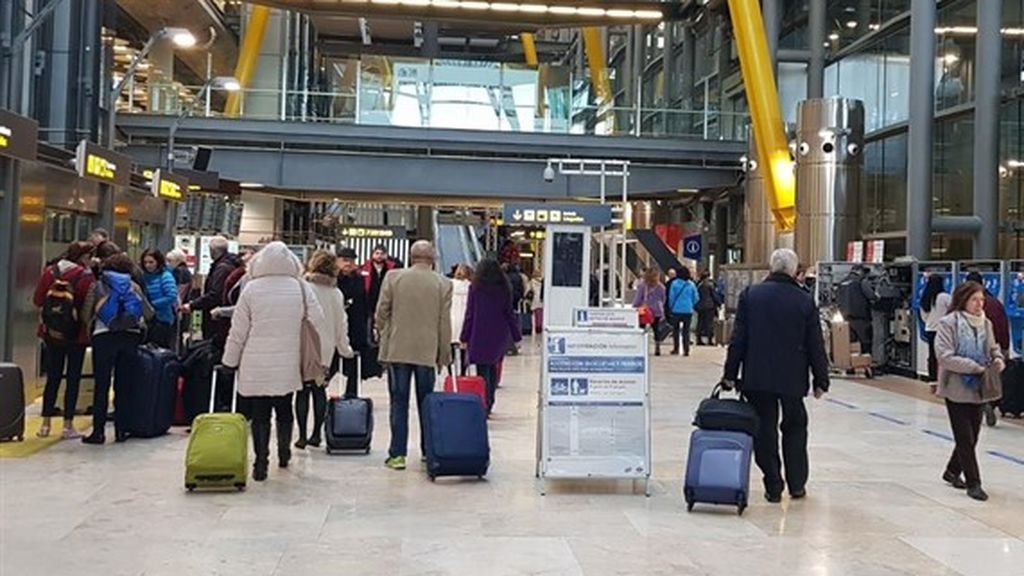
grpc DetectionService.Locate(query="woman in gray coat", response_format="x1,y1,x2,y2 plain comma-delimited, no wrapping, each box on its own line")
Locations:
934,281,1004,501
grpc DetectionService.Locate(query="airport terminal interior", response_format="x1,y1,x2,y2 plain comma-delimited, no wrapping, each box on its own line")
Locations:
2,0,1024,574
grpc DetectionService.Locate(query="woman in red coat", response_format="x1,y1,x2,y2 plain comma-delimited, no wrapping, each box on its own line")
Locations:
32,241,96,439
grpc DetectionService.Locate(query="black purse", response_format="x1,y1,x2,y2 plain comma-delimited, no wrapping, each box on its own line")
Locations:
694,383,760,437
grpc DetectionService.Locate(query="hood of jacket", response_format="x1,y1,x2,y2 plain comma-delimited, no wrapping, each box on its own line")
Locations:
305,272,336,287
249,241,302,279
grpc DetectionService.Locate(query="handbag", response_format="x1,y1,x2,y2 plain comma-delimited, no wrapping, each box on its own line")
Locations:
981,364,1003,402
296,279,324,382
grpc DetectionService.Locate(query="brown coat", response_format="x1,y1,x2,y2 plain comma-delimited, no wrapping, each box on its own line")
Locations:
375,263,453,368
935,312,1004,405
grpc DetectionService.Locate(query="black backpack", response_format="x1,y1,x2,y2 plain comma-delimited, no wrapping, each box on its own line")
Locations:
41,266,81,342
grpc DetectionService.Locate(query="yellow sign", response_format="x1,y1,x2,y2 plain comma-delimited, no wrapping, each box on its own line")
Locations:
0,126,10,149
86,154,117,181
75,140,131,186
150,169,188,202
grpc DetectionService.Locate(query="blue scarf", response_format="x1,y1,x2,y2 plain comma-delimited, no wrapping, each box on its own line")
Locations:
955,313,989,389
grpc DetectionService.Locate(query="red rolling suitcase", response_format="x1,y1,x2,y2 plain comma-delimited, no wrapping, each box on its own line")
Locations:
443,349,487,409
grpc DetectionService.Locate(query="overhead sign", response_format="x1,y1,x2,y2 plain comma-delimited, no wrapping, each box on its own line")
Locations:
150,169,188,202
339,225,407,239
0,109,38,161
75,140,132,187
683,234,702,261
573,307,639,329
504,203,613,227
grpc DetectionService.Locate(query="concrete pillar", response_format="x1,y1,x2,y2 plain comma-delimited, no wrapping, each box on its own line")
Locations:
794,98,866,265
245,6,287,119
907,0,936,259
808,0,826,98
973,0,1002,258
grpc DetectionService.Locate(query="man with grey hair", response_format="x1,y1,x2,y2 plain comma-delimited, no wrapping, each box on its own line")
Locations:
722,248,830,503
375,240,453,471
183,236,241,348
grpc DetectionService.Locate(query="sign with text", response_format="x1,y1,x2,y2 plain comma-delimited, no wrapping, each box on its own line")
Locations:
865,240,885,263
150,169,188,202
0,109,38,161
573,307,639,329
504,203,613,227
339,225,407,239
75,140,132,187
846,241,864,263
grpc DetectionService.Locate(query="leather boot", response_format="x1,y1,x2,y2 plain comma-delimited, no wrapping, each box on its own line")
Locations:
277,423,292,469
251,420,270,481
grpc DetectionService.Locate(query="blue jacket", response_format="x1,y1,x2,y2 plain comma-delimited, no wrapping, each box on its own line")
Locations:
143,267,179,325
667,279,699,315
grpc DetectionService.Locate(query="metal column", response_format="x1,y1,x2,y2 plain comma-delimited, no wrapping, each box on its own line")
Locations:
907,0,937,259
973,0,1002,258
762,0,780,73
807,0,825,98
0,0,14,360
680,25,695,123
661,23,675,106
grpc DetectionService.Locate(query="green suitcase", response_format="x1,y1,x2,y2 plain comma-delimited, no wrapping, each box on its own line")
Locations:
184,367,247,492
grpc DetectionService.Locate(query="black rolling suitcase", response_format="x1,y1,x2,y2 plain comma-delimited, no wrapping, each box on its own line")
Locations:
1000,359,1024,417
325,353,373,454
124,344,181,438
0,363,26,442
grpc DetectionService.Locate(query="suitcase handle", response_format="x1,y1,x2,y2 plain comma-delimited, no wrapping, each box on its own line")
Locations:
450,347,475,378
338,352,360,398
211,366,239,414
712,381,745,400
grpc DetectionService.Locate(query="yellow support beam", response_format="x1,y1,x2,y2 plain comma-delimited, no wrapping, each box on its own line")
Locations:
225,5,272,117
581,27,613,106
521,32,539,67
726,0,796,231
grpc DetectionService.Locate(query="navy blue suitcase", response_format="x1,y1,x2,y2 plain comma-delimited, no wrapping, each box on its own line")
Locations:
684,429,753,515
422,392,489,480
126,344,181,438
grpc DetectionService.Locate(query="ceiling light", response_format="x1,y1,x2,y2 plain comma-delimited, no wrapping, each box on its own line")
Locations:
943,53,959,65
162,27,197,48
519,3,547,13
548,6,577,15
240,182,265,189
215,76,242,91
431,0,460,6
401,0,430,5
577,7,606,17
828,32,840,41
371,0,401,4
846,20,858,29
460,1,489,9
633,9,664,19
607,9,635,18
490,2,519,11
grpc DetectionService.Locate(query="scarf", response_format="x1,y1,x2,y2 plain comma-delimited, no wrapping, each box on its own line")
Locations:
305,272,336,287
955,312,989,389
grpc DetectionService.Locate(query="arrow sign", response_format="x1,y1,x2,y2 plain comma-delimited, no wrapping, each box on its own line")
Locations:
513,210,523,221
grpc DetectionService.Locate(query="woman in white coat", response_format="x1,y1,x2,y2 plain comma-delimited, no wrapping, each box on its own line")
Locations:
295,250,355,449
223,242,327,481
449,264,472,375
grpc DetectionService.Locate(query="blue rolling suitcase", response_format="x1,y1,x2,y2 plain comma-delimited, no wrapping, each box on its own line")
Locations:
125,344,181,438
684,429,753,515
422,392,489,480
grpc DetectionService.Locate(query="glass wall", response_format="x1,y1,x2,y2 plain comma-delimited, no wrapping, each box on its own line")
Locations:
934,0,977,111
861,132,908,235
933,113,975,217
824,27,911,132
823,0,912,51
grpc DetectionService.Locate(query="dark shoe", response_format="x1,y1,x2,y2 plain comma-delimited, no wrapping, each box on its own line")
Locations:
278,426,293,468
943,471,967,490
294,437,307,450
307,435,321,448
670,349,680,356
81,433,105,445
765,492,782,503
115,431,129,443
253,463,268,482
984,404,997,427
790,489,807,499
967,485,989,501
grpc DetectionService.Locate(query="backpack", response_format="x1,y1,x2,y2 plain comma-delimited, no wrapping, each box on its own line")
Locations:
95,271,144,332
41,266,81,341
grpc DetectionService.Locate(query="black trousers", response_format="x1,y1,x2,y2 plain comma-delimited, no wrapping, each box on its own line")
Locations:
91,331,142,435
248,394,294,466
295,383,327,441
925,331,938,382
945,400,984,488
696,309,715,344
745,391,809,496
41,341,86,419
670,314,693,355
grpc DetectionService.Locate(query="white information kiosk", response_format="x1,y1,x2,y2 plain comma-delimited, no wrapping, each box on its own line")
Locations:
506,202,651,496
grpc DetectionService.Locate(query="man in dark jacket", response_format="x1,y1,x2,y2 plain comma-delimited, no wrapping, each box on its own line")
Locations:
837,265,877,356
965,271,1010,426
337,247,374,392
722,248,830,503
182,236,240,348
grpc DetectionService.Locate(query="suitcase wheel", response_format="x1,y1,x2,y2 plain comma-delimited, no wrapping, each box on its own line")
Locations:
325,448,332,455
429,475,436,482
235,483,246,492
185,483,197,492
16,435,24,442
365,447,371,455
737,505,746,516
686,501,694,513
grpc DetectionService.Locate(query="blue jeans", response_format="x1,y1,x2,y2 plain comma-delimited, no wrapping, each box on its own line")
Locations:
387,363,436,458
476,363,499,414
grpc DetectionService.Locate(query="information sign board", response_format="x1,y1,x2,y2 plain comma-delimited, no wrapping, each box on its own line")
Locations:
572,308,638,328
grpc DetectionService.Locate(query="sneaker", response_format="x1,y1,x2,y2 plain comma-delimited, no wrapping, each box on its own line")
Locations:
984,404,998,427
61,428,82,440
385,456,407,470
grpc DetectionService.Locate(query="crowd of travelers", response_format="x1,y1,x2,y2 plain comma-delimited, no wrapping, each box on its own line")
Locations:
632,263,722,356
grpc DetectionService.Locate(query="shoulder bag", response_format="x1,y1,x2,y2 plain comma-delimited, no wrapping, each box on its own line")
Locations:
297,279,324,382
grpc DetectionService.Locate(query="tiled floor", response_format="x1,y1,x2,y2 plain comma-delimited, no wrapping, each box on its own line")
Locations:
3,340,1024,575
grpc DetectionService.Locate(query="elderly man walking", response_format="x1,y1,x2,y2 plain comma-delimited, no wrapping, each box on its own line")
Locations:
375,241,453,470
722,249,830,503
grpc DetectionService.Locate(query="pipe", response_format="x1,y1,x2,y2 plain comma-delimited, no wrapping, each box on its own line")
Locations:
973,0,1002,258
225,5,271,117
907,0,936,259
777,49,811,63
725,0,795,230
807,0,825,98
932,216,983,234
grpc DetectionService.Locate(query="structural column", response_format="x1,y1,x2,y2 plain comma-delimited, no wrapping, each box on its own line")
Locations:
807,0,825,98
973,0,1002,258
661,22,675,106
680,24,695,123
907,0,936,259
762,0,780,74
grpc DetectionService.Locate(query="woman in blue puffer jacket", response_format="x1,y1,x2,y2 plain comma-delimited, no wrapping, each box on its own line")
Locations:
667,266,699,356
141,248,179,349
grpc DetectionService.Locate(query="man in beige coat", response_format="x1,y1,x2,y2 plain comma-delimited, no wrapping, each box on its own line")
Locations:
375,240,453,470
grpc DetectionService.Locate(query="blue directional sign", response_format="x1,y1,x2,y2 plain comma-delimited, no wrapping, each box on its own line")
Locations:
683,234,702,261
503,203,613,227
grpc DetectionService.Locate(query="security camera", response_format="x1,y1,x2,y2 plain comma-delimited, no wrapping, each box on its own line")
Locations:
543,162,555,183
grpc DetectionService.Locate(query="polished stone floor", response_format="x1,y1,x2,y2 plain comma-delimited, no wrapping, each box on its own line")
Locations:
3,339,1024,576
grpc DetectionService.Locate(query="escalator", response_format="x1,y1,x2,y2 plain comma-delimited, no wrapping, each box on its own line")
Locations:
434,211,484,274
631,229,684,273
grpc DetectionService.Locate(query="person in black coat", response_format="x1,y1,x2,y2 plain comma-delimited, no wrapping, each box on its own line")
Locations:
721,248,830,504
183,237,241,350
336,247,372,394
